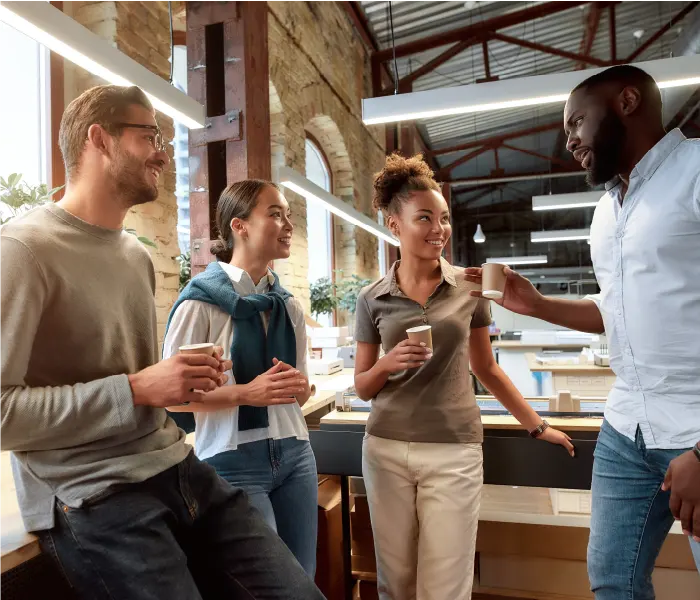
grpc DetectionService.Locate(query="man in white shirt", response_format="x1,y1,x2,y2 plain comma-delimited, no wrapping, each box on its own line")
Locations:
466,65,700,598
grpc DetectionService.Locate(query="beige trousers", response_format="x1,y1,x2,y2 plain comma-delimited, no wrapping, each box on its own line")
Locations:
362,433,483,600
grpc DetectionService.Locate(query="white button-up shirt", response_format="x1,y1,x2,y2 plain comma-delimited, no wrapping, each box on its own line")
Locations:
587,129,700,449
163,264,309,460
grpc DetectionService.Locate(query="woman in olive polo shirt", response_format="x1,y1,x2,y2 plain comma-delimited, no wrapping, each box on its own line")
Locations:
354,154,575,600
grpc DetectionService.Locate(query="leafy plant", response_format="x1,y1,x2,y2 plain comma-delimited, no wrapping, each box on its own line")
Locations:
124,228,157,248
0,173,63,224
336,273,371,315
310,277,339,320
1,173,156,248
177,251,191,291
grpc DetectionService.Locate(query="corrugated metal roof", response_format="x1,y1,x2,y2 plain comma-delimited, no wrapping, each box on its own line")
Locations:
361,1,690,153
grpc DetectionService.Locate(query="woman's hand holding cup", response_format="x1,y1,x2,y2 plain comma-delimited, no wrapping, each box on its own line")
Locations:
379,339,432,375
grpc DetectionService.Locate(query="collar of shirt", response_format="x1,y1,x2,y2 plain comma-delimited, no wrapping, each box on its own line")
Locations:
372,256,457,299
217,262,274,295
605,129,686,196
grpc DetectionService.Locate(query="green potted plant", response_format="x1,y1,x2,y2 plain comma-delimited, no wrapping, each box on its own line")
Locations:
0,173,63,224
310,276,339,323
177,251,191,291
336,273,371,336
1,173,156,248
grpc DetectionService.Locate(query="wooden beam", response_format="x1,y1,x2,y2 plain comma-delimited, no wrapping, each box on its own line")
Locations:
374,1,588,62
490,32,609,68
187,1,271,273
173,30,186,46
49,0,65,199
431,121,561,156
626,2,699,62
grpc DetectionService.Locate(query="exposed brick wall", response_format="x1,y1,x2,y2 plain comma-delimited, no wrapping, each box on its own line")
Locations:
65,1,180,346
63,1,386,328
267,1,386,315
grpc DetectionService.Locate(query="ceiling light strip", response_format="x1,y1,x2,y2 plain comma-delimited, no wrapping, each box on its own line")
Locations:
0,1,205,128
275,166,400,247
362,55,700,125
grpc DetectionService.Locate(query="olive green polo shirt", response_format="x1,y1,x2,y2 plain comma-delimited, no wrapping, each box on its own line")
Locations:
354,258,492,444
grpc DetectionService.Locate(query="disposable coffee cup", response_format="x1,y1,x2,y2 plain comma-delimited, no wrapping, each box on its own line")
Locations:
179,343,215,356
481,263,507,300
406,325,433,350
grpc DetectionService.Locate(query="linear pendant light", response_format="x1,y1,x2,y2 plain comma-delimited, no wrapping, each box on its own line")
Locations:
486,255,548,266
532,191,602,211
531,228,591,243
0,1,205,129
276,166,400,247
362,55,700,125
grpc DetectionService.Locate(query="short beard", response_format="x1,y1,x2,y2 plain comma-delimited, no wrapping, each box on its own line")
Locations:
586,109,626,187
110,143,159,207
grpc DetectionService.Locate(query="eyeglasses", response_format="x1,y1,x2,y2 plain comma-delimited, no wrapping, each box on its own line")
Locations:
111,123,166,152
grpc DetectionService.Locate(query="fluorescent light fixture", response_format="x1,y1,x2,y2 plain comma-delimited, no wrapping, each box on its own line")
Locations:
486,255,548,266
532,191,602,211
362,55,700,125
0,1,205,128
531,228,591,243
275,166,400,247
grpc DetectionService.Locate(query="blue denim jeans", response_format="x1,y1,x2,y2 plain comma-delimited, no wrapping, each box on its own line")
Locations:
205,437,318,577
37,450,324,600
589,420,700,599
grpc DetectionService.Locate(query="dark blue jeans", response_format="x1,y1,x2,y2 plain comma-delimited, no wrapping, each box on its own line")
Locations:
37,451,325,600
205,438,318,577
588,420,700,599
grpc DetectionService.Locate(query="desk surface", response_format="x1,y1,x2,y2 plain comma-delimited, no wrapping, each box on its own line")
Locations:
321,409,604,432
492,341,590,350
525,353,614,375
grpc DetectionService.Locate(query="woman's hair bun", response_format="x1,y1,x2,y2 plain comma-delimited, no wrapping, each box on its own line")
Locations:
372,153,440,214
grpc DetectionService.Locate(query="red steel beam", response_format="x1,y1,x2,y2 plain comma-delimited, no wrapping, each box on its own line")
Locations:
447,168,582,184
398,37,481,89
440,145,495,175
374,1,588,62
575,3,602,69
491,32,609,67
501,143,577,169
626,1,699,62
609,5,617,62
341,1,377,52
431,121,562,156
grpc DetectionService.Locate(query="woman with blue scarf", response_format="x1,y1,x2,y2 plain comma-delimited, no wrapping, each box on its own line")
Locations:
162,180,318,576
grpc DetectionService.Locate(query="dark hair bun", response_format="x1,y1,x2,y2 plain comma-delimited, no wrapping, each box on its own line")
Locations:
372,153,439,213
210,235,233,263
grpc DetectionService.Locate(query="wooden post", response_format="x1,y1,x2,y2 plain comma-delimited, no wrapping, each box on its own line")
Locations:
186,1,271,273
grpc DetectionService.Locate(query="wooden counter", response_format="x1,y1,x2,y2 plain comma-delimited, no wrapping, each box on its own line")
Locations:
526,353,615,396
492,341,590,350
1,368,357,574
302,368,354,417
321,408,604,433
525,352,613,375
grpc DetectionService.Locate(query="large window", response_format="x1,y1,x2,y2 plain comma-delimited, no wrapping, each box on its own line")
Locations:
305,138,333,327
0,23,50,204
172,45,191,254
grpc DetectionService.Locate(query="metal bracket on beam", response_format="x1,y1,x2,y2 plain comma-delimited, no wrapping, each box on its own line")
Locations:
189,110,242,146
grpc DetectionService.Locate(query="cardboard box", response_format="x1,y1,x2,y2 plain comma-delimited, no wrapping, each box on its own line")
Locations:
316,477,344,600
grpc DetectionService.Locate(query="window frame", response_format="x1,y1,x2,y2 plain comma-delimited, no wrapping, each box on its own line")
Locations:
305,133,336,326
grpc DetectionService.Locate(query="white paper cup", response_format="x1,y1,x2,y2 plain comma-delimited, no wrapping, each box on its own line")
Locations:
481,263,507,300
179,343,215,356
406,325,433,350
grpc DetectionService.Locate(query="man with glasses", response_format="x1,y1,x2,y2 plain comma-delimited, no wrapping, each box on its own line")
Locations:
1,84,325,599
